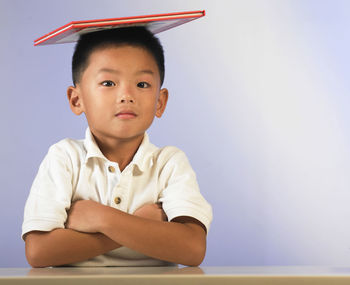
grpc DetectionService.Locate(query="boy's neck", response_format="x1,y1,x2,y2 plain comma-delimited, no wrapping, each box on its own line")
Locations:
92,132,145,172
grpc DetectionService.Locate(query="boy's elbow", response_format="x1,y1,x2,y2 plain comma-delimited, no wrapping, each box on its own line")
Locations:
185,241,206,267
175,218,207,267
26,251,45,268
180,229,206,267
25,232,49,268
25,245,43,268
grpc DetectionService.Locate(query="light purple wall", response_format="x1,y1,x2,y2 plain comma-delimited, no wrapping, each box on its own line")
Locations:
1,0,350,267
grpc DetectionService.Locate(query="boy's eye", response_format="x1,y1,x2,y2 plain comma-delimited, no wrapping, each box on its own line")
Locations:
101,80,115,87
137,82,150,88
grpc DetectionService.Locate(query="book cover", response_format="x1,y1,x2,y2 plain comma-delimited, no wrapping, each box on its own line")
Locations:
34,10,205,46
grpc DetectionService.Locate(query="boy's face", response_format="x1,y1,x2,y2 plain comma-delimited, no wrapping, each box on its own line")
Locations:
67,45,168,142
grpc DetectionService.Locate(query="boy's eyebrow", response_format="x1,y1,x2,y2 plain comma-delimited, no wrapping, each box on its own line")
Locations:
98,68,120,74
136,70,156,76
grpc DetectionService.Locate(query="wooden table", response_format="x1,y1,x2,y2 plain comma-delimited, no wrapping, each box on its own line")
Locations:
2,266,350,284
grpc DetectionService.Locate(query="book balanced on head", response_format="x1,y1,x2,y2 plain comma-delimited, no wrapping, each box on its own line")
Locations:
34,10,205,46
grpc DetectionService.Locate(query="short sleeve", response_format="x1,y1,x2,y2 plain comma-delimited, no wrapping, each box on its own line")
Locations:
22,143,73,239
158,148,213,232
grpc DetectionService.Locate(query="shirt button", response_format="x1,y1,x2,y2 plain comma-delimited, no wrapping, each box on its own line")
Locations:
114,197,122,205
108,166,115,173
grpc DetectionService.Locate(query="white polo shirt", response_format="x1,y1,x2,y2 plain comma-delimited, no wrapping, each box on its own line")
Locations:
22,128,212,266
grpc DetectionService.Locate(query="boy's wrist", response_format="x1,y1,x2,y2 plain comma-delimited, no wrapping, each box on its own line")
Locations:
97,205,125,236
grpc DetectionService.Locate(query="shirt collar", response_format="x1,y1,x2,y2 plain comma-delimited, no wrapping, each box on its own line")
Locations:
131,132,153,172
83,128,107,163
83,128,153,172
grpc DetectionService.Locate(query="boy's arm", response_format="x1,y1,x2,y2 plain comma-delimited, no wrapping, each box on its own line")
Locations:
25,229,120,268
66,200,207,266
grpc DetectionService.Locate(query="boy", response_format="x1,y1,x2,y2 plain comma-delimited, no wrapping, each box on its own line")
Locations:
22,27,212,267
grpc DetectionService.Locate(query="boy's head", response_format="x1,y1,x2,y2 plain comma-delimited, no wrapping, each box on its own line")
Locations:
67,26,169,143
72,26,165,87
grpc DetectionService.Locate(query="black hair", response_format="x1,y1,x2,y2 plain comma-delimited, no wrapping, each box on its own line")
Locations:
72,26,165,86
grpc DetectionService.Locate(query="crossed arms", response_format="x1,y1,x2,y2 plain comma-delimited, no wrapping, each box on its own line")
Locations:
24,200,207,268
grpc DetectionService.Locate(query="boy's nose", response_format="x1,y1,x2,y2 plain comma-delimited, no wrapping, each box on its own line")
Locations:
118,84,135,103
120,97,134,103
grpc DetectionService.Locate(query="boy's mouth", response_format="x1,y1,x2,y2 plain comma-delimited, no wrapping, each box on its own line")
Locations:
115,111,137,119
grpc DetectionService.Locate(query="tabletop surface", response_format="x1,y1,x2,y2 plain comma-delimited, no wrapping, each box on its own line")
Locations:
1,266,350,276
2,266,350,285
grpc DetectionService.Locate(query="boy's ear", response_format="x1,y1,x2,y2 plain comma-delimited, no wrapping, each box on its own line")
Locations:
67,86,84,115
155,88,169,118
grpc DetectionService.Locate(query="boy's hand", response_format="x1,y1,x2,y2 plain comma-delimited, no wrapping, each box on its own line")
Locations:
133,203,168,222
66,200,105,233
